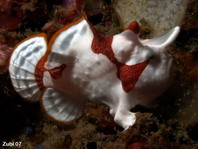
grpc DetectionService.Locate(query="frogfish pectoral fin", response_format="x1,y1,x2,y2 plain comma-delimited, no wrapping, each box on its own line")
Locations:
40,88,84,123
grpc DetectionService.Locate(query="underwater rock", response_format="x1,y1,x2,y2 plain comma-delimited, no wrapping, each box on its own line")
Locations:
0,43,12,74
126,137,148,149
42,0,84,39
24,127,33,136
34,144,45,149
0,0,13,12
0,0,24,30
0,7,23,30
84,0,104,25
58,0,84,25
113,0,188,37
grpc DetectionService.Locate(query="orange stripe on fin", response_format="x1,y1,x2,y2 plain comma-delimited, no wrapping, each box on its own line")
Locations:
48,12,87,51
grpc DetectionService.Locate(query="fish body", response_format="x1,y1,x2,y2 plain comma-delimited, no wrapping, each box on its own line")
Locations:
9,14,180,129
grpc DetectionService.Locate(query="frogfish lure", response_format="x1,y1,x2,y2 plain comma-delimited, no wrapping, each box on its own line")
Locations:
9,13,180,129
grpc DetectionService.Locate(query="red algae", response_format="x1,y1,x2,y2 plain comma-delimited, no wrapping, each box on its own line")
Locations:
0,0,13,12
0,7,23,30
0,0,24,30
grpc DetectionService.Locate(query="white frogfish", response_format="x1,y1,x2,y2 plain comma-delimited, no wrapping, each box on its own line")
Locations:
9,13,180,129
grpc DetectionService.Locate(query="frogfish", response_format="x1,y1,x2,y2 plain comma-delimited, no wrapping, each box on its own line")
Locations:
9,13,180,129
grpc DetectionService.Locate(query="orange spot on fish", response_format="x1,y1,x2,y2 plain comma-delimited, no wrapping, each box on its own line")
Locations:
126,21,140,34
48,64,67,80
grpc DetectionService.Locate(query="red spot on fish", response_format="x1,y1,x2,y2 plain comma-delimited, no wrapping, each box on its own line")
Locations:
118,62,148,92
35,57,67,90
91,29,148,92
126,21,140,34
48,64,67,80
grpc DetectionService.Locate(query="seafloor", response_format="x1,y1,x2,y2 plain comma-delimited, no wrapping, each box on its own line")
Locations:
0,0,198,149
